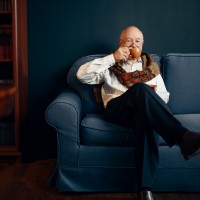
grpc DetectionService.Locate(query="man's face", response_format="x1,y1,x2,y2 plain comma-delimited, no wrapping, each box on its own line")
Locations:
119,28,144,50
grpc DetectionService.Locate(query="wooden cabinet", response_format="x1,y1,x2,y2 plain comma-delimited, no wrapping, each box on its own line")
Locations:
0,0,28,163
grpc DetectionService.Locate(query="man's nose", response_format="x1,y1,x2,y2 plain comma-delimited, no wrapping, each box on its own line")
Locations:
131,42,137,48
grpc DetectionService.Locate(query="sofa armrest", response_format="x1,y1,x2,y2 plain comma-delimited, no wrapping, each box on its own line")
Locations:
45,87,82,167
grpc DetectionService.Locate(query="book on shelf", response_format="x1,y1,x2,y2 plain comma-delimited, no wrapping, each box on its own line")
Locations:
0,0,12,12
0,79,13,86
0,87,14,145
0,33,12,59
0,84,15,119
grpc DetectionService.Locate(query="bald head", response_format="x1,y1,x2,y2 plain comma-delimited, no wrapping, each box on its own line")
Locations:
120,26,144,40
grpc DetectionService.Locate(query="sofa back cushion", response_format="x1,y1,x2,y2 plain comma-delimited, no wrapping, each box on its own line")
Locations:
67,54,161,114
162,54,200,114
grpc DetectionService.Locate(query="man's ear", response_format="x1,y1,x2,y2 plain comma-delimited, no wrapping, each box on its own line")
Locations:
119,40,123,46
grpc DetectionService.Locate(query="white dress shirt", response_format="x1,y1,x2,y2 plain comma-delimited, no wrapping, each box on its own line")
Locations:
77,54,170,108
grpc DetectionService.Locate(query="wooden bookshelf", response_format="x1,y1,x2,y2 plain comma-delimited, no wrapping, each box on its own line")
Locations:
0,0,28,163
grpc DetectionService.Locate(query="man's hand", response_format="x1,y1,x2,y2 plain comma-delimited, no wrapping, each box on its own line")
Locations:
113,47,130,63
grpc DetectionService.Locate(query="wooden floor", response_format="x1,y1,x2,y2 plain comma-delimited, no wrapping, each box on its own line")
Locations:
0,159,200,200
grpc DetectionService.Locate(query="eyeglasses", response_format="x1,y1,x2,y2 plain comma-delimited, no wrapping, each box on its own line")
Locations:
120,38,143,47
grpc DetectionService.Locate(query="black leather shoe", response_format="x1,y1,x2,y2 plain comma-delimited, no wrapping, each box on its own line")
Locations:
180,131,200,160
137,190,154,200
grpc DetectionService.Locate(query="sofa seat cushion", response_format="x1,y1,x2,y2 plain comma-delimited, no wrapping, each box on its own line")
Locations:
174,114,200,132
80,114,166,146
80,113,200,147
80,114,135,146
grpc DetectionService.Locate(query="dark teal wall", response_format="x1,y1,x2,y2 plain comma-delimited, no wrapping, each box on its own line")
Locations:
27,0,200,161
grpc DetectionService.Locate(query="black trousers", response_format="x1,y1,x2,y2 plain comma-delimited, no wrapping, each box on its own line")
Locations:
105,83,187,189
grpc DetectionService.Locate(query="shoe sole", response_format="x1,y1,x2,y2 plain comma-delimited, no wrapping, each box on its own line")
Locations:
184,144,200,160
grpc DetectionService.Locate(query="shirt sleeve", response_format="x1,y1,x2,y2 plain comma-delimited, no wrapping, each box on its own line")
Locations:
155,74,170,104
76,54,115,84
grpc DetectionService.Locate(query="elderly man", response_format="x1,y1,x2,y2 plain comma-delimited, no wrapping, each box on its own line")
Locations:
76,26,200,200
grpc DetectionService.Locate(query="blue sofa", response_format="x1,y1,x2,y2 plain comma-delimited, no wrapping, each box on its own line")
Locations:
45,53,200,192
